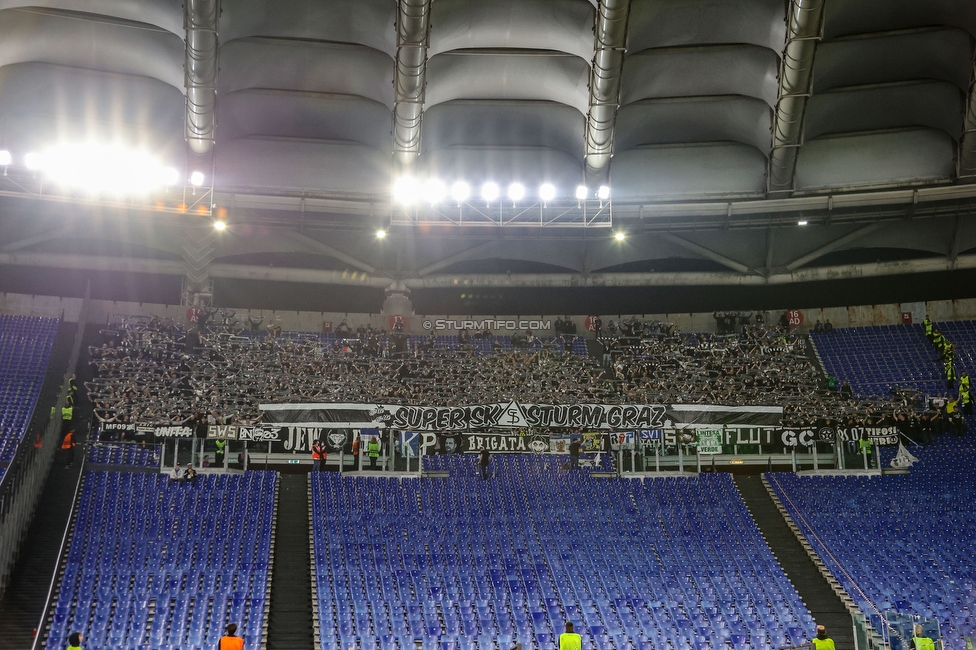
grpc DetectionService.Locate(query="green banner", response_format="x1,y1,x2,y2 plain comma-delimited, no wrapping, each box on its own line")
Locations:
696,429,723,455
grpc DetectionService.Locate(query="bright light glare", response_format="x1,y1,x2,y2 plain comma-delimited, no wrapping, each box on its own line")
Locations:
539,183,556,202
423,178,447,204
597,185,611,200
507,183,525,202
614,231,626,241
33,144,183,194
481,182,500,202
575,185,588,200
0,150,11,166
375,229,387,239
798,220,808,226
189,171,205,187
392,176,420,204
450,181,470,203
213,220,227,231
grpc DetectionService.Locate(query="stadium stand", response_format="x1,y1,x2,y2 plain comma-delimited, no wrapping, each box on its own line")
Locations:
311,455,814,650
44,470,278,650
0,315,58,472
86,443,161,469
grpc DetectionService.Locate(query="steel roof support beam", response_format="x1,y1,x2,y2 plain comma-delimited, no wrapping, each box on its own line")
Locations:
583,0,632,182
767,0,826,195
959,50,976,180
392,0,432,168
184,0,218,154
283,231,379,275
784,222,882,271
658,233,755,275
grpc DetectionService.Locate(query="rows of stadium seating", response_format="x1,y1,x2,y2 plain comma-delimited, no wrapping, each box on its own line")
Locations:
311,455,813,650
932,320,976,379
86,443,160,468
768,433,976,649
810,324,945,397
47,471,277,650
281,331,588,356
0,315,58,469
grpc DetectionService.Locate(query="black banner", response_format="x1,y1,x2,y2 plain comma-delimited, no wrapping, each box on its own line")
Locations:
260,401,783,430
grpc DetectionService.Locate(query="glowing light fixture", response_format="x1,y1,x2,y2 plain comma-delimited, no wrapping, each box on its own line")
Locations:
597,185,611,200
392,176,420,204
450,181,470,203
614,231,626,241
507,182,525,202
481,182,500,202
0,150,11,166
798,220,808,226
189,171,205,187
213,220,227,231
375,229,387,239
539,183,556,202
24,152,42,170
575,185,588,200
161,167,179,186
422,178,447,204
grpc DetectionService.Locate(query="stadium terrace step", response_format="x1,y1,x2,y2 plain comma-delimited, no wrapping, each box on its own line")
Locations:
266,473,314,650
734,474,856,650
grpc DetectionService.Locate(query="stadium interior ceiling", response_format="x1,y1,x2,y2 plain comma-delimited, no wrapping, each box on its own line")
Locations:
1,0,976,314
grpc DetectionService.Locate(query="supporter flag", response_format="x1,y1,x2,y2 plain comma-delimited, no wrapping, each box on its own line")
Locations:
696,429,723,455
581,432,603,451
609,431,635,451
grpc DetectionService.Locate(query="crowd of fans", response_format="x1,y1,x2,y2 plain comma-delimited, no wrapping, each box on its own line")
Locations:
82,311,972,442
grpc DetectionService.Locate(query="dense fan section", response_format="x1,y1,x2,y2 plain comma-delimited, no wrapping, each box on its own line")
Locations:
311,456,813,650
768,435,976,649
46,471,277,650
0,315,58,469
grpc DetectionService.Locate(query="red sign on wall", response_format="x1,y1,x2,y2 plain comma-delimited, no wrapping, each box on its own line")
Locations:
901,312,913,324
388,315,405,330
322,321,333,333
584,315,600,332
785,310,804,327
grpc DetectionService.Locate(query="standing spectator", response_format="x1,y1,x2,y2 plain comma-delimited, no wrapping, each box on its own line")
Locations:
811,625,835,650
367,435,380,470
593,316,602,338
218,623,244,650
559,622,582,650
60,430,76,469
479,448,490,480
823,320,834,333
311,438,325,472
813,320,824,333
569,437,581,470
923,316,934,343
858,433,873,468
66,632,83,650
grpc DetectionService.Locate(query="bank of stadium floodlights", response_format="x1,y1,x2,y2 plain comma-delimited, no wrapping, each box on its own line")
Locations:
0,144,213,216
390,176,613,228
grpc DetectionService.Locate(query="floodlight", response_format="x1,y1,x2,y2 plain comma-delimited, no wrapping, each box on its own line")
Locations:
189,171,205,187
450,181,470,203
614,231,626,241
798,220,808,226
392,176,420,204
0,150,11,166
575,185,588,200
25,152,42,170
539,183,556,202
481,182,500,202
597,185,611,200
423,178,447,204
507,183,525,202
213,220,227,231
376,229,387,239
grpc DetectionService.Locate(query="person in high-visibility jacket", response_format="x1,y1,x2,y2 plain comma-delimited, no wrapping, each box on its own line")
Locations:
311,439,325,472
66,631,83,650
218,623,244,650
559,622,582,650
811,625,836,650
214,438,226,468
858,433,873,468
61,431,76,469
960,386,973,416
367,436,380,470
911,624,935,650
923,316,934,342
946,361,957,390
961,372,971,393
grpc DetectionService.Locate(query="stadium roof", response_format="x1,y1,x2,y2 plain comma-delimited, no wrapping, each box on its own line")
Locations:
0,0,975,311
